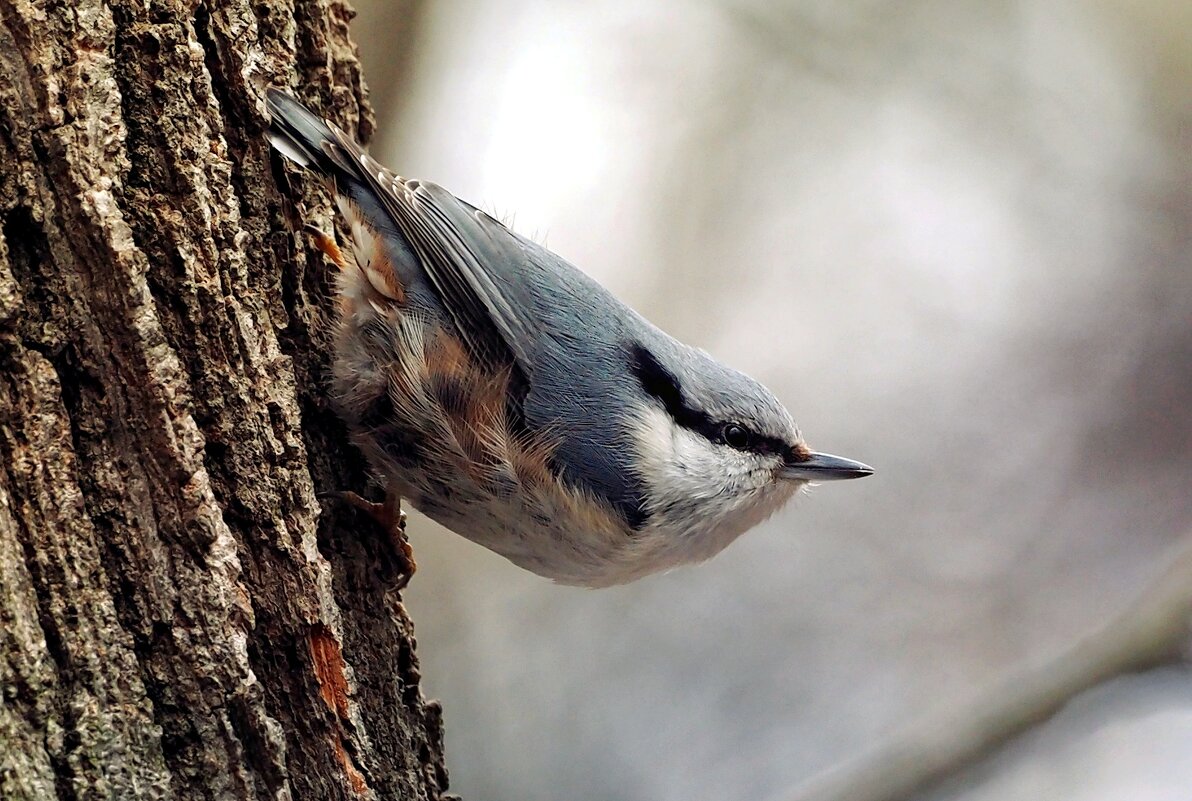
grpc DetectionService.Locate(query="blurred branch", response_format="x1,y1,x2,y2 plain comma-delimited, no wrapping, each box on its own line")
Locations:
790,538,1192,801
351,0,431,145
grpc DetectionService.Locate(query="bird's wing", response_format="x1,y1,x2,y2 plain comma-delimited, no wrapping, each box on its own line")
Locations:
267,89,534,371
372,175,537,370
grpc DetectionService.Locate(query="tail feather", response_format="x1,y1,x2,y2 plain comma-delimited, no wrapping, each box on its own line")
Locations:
266,88,358,177
267,89,415,310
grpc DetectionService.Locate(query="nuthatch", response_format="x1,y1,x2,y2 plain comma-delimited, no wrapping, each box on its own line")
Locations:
267,89,872,588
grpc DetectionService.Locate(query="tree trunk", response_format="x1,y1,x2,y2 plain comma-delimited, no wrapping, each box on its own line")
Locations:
0,1,449,799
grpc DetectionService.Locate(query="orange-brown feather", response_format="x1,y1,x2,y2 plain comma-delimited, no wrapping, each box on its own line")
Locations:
308,226,349,272
308,198,409,317
365,231,406,304
422,328,555,490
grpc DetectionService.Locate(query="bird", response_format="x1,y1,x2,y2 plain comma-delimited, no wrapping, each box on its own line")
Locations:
266,88,872,589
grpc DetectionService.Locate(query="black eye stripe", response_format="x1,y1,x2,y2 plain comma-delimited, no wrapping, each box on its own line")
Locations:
748,434,787,456
630,345,786,456
720,424,785,456
630,344,718,435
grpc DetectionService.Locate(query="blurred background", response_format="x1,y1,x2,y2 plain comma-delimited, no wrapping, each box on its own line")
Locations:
347,1,1192,799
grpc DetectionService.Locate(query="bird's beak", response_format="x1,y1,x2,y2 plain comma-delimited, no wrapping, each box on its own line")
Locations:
781,451,873,482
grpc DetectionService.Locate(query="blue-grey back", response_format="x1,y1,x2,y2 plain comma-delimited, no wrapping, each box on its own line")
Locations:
418,222,658,526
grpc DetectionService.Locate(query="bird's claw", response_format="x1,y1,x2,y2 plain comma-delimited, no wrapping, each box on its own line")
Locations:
320,489,416,591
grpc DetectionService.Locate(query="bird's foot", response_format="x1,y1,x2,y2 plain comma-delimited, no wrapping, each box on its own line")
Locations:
320,489,416,591
303,223,349,272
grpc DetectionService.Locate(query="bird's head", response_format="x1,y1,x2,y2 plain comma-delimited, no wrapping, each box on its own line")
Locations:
627,342,871,551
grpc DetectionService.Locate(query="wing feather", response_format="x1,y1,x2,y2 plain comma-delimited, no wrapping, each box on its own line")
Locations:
328,135,533,371
267,89,534,372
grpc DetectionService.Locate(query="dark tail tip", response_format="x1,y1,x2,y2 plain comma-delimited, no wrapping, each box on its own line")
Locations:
265,89,336,170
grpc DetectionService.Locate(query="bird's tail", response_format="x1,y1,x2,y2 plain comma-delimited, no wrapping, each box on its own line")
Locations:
265,88,359,179
266,89,418,303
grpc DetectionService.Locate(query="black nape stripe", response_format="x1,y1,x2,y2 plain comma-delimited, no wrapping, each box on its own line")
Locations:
629,344,716,435
629,344,785,456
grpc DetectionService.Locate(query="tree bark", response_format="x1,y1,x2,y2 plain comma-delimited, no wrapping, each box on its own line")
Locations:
0,1,449,799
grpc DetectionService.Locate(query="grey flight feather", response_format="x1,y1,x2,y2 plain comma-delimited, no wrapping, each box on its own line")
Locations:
268,89,532,371
381,181,540,370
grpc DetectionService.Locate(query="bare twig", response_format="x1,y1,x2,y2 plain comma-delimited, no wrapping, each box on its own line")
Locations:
790,539,1192,801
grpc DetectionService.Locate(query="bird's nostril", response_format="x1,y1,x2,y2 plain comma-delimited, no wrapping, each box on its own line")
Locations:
788,443,813,462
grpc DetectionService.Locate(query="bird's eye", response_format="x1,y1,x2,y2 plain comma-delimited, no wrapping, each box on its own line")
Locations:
721,423,750,449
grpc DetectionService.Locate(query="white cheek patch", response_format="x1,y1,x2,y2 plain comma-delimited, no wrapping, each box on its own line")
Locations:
628,402,798,552
628,403,681,494
630,405,750,504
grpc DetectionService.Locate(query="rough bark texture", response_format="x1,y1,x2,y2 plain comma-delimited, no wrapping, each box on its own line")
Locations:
0,1,449,799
